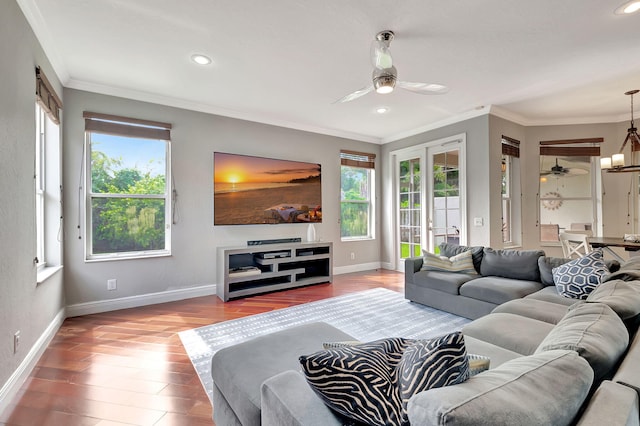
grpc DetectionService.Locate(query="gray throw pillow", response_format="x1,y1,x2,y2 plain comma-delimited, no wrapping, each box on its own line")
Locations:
536,302,628,381
586,279,640,320
439,243,484,273
407,350,593,426
480,248,545,281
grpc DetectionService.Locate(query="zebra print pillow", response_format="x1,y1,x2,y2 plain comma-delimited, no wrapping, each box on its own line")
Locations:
397,332,469,425
299,332,469,426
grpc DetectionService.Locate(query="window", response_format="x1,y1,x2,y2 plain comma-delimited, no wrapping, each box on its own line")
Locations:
84,112,172,260
340,150,375,240
35,67,63,274
501,136,520,245
35,103,46,266
538,138,602,242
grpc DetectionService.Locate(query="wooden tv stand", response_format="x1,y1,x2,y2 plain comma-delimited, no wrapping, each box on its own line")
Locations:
216,242,333,301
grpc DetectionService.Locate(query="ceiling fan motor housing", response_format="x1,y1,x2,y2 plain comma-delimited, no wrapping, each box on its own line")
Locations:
373,66,397,93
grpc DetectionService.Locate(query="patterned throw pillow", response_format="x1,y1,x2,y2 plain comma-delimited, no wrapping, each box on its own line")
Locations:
421,250,477,274
299,333,469,426
552,250,609,299
397,332,469,425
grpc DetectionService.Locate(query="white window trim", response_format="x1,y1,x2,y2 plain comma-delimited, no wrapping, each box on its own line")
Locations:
84,132,172,262
35,102,63,283
340,166,375,241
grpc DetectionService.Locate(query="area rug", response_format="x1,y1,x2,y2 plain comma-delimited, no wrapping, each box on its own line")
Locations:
179,287,470,403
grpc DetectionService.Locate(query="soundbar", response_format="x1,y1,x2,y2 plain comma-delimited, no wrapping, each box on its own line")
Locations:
247,237,302,246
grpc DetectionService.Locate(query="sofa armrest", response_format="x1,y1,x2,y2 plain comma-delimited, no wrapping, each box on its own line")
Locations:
576,381,639,426
405,256,423,282
261,370,344,426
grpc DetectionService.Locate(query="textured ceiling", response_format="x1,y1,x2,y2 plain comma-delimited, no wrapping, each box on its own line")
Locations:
18,0,640,143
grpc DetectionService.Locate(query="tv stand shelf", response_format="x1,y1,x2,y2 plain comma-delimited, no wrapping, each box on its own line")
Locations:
217,242,333,301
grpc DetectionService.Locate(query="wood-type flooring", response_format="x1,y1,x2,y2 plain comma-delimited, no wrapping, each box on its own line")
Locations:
0,269,403,425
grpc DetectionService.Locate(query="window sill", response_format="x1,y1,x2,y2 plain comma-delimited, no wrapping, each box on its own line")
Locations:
85,250,171,263
341,237,375,242
37,265,63,285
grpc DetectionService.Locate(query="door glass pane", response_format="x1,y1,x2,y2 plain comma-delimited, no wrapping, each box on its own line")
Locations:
399,158,422,259
432,149,461,247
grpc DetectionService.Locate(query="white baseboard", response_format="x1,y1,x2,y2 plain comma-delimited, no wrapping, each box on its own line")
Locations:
380,261,395,271
0,308,65,416
333,262,382,275
66,284,217,317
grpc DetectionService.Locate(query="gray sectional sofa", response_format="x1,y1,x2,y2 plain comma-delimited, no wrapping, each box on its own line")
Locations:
210,247,640,426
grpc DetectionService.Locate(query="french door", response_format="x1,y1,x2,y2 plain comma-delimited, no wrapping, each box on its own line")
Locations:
394,136,465,269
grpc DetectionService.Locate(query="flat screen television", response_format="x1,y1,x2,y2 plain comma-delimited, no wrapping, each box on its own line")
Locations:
213,152,322,225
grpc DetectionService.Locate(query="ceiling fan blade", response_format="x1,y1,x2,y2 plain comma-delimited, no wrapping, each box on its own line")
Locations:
333,85,374,104
565,168,588,176
398,81,449,94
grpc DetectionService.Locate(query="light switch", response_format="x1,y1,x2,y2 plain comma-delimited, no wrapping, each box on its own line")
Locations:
473,217,483,227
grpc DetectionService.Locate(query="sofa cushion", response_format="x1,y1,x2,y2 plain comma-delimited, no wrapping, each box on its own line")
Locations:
299,334,469,426
552,250,609,300
407,350,593,426
525,286,578,306
440,243,484,273
480,248,544,281
459,276,544,305
462,312,554,356
210,322,353,426
576,381,640,426
422,250,477,274
491,298,569,324
586,279,640,320
613,329,640,394
539,256,620,287
411,270,476,295
463,336,522,369
535,302,629,381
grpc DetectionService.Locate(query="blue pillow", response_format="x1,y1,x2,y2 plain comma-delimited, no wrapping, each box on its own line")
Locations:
553,250,609,299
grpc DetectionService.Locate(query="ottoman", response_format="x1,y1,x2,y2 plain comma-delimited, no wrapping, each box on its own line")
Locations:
210,322,354,426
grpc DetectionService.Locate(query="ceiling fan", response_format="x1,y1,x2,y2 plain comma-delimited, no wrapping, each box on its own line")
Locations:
334,30,449,103
540,158,588,177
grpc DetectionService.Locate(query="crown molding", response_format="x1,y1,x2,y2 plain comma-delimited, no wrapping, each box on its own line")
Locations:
16,0,69,84
66,78,383,144
382,108,490,143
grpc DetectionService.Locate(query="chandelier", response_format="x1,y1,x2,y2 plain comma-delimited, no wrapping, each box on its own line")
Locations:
601,90,640,173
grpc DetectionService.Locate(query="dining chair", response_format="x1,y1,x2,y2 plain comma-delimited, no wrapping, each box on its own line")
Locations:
559,232,592,259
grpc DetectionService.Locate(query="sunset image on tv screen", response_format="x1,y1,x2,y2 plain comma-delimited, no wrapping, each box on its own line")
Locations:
213,152,321,225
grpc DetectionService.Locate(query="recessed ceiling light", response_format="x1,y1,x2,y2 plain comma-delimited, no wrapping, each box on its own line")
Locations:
191,54,212,65
376,107,389,114
615,1,640,14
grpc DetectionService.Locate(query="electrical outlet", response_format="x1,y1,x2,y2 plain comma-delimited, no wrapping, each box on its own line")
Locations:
13,331,20,354
107,279,117,291
350,252,355,260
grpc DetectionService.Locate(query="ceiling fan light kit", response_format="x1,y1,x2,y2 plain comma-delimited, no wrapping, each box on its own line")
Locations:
601,89,640,173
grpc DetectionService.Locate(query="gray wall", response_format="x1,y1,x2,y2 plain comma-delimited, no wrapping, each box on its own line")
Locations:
62,89,382,306
0,0,65,393
489,115,526,248
379,115,490,269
